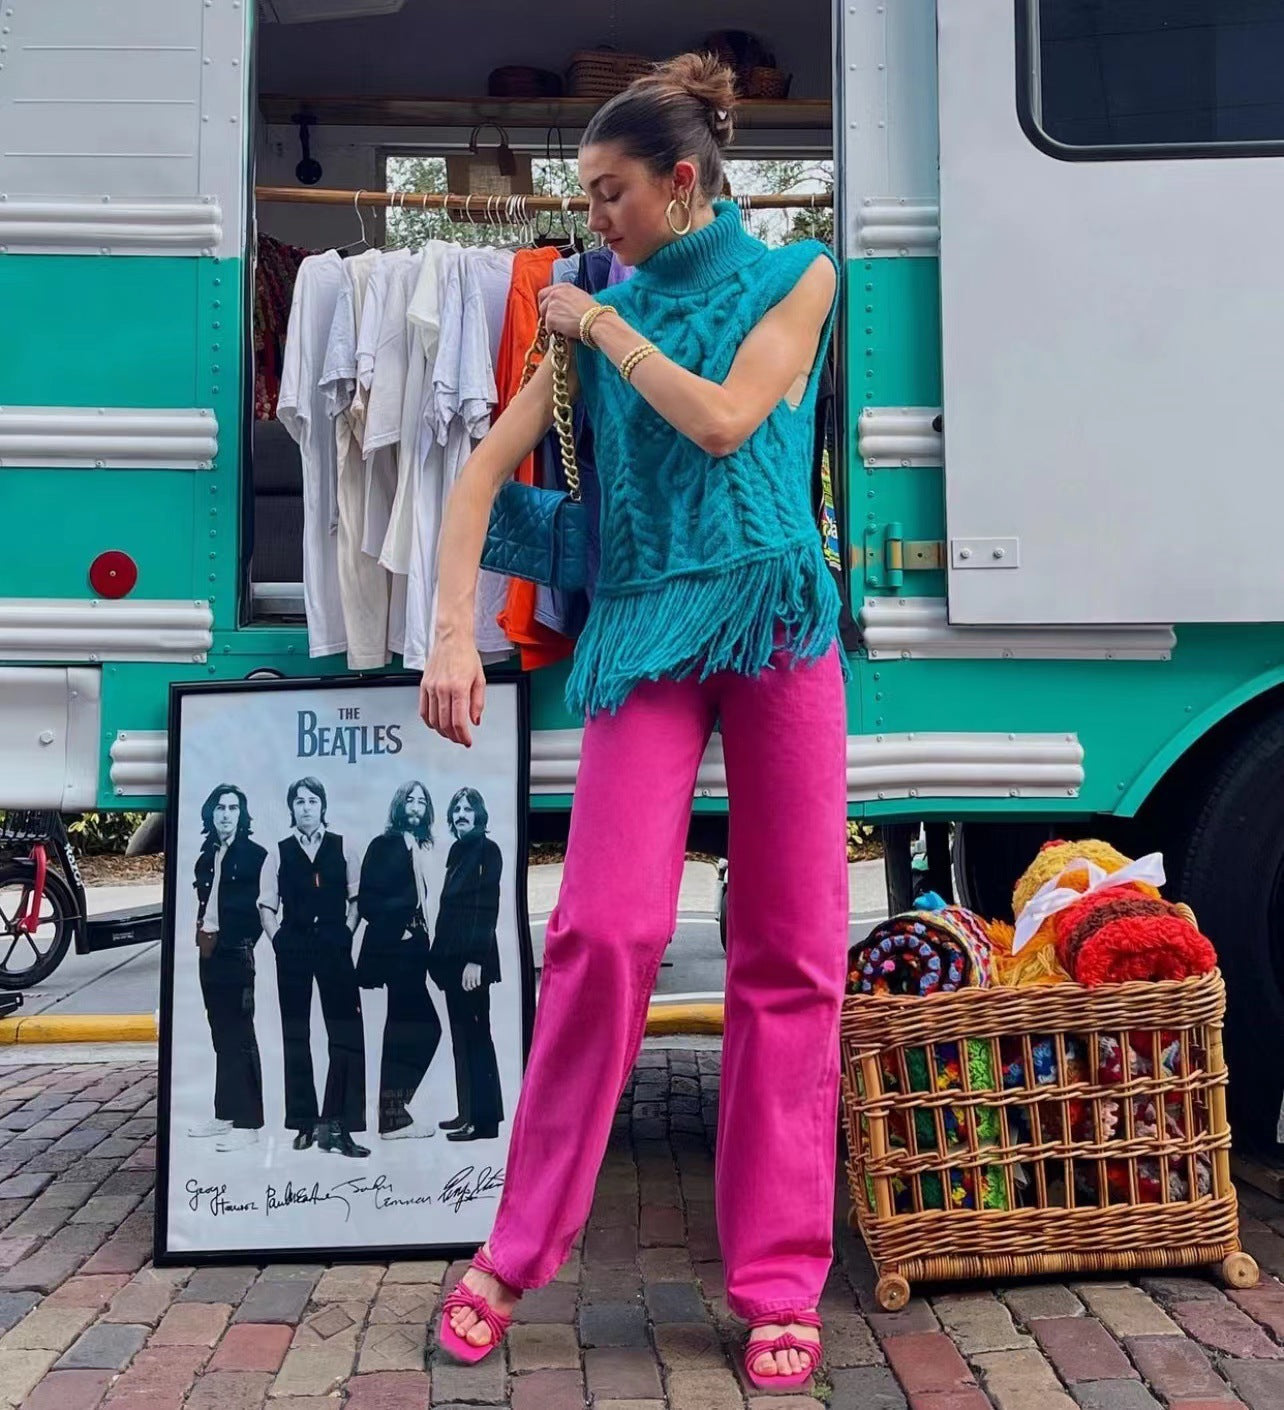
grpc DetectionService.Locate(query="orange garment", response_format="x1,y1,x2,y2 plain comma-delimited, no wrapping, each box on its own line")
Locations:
493,247,574,671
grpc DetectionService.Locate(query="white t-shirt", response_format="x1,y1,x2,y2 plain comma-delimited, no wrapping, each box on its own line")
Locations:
319,250,392,671
402,245,463,671
380,244,447,576
357,249,413,562
275,250,348,659
401,245,516,669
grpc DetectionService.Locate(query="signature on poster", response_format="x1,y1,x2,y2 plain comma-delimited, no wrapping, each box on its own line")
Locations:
441,1164,505,1214
184,1164,505,1222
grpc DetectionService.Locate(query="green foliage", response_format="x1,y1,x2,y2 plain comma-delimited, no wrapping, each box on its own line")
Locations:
728,159,834,248
386,156,592,251
66,812,146,855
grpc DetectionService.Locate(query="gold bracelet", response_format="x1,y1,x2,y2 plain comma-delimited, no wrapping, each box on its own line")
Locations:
620,342,660,383
578,302,616,349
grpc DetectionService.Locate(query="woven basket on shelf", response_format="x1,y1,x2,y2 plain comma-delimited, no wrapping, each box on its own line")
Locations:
566,49,654,101
839,966,1259,1310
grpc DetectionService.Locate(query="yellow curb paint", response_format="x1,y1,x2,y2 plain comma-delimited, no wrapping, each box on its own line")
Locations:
0,1014,158,1044
645,1001,725,1035
0,1001,725,1045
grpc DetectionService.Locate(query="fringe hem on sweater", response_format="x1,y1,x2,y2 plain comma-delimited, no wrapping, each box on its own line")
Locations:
564,540,849,720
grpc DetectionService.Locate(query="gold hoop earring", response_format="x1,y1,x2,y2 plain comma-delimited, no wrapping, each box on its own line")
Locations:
665,196,693,237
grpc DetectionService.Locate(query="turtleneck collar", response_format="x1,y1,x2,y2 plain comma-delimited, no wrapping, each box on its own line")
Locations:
631,200,764,295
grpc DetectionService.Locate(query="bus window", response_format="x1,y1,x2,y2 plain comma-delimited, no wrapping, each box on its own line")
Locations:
1021,0,1284,157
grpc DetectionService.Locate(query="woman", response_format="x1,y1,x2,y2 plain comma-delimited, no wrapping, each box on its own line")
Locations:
427,787,504,1143
423,53,845,1389
356,781,443,1140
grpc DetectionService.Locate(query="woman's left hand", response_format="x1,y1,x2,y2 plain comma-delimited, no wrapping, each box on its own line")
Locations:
462,962,482,992
537,283,597,339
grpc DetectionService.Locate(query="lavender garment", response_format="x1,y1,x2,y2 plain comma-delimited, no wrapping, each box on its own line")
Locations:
606,251,633,285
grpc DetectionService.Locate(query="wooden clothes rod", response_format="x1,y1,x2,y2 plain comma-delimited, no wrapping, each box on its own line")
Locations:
254,185,832,213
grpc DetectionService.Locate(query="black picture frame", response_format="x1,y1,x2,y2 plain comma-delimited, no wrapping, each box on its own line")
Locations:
154,667,533,1266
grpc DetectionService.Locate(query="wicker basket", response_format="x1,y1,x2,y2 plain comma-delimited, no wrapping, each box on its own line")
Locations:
566,48,654,101
839,966,1260,1309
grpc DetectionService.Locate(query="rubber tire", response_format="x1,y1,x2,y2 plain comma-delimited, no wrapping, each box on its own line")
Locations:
1176,712,1284,1150
0,863,77,990
125,812,165,857
953,821,1061,922
881,824,916,916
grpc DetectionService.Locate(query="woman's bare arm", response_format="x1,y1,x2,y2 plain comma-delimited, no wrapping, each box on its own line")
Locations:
539,254,836,457
420,354,555,747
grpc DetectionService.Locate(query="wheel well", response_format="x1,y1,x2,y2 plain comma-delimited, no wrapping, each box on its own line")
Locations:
1132,681,1284,859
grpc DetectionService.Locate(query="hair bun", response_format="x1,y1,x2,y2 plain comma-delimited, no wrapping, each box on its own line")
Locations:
652,52,738,148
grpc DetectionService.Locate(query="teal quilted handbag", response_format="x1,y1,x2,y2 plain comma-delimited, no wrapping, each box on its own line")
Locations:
481,324,588,592
483,480,587,591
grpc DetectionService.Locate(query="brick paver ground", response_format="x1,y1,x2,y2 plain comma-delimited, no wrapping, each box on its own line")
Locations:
0,1055,1283,1407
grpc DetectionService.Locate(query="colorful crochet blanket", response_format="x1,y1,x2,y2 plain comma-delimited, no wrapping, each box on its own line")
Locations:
849,903,993,997
872,1038,1009,1213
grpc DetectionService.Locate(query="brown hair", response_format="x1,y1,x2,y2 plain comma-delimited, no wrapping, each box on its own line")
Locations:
581,53,738,204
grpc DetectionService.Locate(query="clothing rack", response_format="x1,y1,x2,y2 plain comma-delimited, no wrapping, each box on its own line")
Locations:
254,185,832,213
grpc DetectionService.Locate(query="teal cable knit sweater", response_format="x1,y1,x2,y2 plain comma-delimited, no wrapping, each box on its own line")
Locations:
571,200,843,720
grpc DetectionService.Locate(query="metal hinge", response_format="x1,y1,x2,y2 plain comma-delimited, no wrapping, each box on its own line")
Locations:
857,523,946,589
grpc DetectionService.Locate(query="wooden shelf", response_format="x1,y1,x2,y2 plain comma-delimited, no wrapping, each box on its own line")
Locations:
259,93,832,132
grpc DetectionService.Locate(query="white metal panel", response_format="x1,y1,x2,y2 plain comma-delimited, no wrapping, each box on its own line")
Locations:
858,407,944,467
197,0,250,260
0,600,213,662
110,730,168,797
840,0,939,259
854,198,940,257
0,667,101,809
0,0,247,258
938,0,1284,624
63,668,102,809
532,728,1083,801
0,407,217,469
0,198,223,256
859,598,1175,660
116,724,1083,802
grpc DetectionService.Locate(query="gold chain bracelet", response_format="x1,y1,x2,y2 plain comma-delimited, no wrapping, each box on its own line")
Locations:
620,342,659,384
578,302,617,350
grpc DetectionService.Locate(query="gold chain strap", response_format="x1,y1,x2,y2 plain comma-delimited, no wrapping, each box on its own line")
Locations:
517,319,580,502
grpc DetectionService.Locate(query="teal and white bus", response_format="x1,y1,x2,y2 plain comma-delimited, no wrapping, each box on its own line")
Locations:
5,0,1284,1142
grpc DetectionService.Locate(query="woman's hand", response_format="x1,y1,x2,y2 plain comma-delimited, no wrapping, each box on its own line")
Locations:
420,632,486,748
537,283,598,340
462,962,482,992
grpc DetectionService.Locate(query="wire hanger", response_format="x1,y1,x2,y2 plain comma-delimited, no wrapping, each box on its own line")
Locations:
335,188,371,256
559,194,585,255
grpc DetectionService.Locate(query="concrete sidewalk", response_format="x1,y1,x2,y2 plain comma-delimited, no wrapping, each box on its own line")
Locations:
0,1054,1280,1408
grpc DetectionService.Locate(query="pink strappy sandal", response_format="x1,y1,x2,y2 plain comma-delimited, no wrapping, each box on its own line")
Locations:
743,1308,823,1391
437,1246,518,1364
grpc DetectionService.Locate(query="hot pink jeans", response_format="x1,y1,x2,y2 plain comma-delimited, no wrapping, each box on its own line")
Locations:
485,641,849,1323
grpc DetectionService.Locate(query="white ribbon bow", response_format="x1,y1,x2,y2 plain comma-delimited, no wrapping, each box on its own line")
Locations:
1011,852,1166,955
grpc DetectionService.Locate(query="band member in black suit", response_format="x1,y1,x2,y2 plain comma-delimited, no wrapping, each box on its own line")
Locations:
356,781,444,1140
191,784,266,1154
257,777,369,1159
429,787,504,1143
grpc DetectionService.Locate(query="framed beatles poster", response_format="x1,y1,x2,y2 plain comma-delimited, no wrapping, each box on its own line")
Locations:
155,670,534,1264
